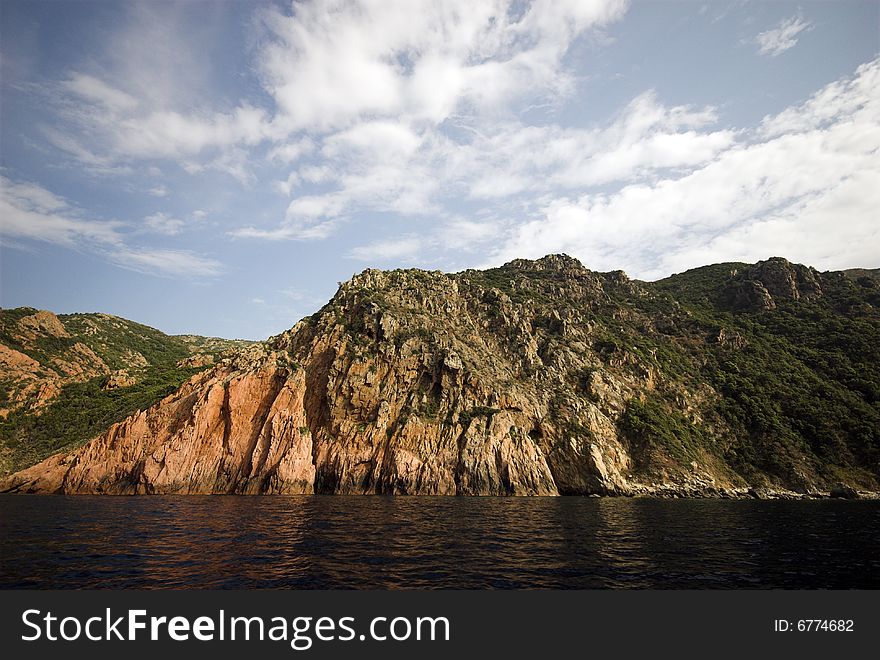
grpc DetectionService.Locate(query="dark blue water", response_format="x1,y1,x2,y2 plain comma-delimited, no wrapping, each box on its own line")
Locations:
1,496,878,589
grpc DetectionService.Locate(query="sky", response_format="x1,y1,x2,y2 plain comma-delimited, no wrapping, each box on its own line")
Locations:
1,0,878,340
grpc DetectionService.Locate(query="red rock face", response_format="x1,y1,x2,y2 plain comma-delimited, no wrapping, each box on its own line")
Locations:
2,291,620,495
3,364,316,494
1,338,570,495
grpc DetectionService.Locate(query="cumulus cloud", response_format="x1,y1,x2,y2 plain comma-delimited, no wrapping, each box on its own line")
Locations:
223,0,632,240
9,0,878,286
38,3,273,176
486,58,880,278
268,137,316,164
31,0,636,246
758,58,879,137
241,87,733,241
40,1,629,186
257,0,628,132
754,15,812,57
457,92,734,198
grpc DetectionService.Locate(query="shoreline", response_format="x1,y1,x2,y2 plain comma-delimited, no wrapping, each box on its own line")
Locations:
2,489,878,499
625,485,880,500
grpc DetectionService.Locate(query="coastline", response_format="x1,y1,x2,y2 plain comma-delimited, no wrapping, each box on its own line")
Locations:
2,488,878,499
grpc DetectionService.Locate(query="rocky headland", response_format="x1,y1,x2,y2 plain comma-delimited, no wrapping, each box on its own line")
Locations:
2,255,878,497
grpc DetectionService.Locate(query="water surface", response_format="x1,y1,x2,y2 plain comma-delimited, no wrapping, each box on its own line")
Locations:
1,495,878,589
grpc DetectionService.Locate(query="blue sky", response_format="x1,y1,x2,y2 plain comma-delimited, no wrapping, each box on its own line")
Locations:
1,0,878,340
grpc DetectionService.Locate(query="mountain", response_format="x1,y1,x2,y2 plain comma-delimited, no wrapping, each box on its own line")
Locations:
2,255,878,496
0,308,252,475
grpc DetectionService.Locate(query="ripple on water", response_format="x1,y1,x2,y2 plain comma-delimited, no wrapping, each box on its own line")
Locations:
1,495,878,589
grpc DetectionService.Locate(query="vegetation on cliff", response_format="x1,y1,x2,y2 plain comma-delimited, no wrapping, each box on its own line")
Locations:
0,309,252,474
1,255,877,495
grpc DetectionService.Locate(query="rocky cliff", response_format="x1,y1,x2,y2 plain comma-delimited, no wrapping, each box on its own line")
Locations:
2,255,878,495
0,308,251,475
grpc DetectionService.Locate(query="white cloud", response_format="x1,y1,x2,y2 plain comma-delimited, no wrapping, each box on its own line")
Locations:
0,178,69,214
115,106,269,159
228,1,630,240
0,176,222,278
14,0,878,286
229,218,339,241
323,121,422,161
41,127,134,176
110,247,223,278
457,92,734,198
754,15,812,57
36,1,638,241
273,172,301,197
348,236,423,262
144,212,185,236
239,87,732,241
61,73,138,111
268,138,315,164
50,105,270,171
758,58,879,138
257,0,628,133
439,218,502,251
45,1,629,178
345,216,504,264
39,3,275,176
487,58,880,278
0,176,122,246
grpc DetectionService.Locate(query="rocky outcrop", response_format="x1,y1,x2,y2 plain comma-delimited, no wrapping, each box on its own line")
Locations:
0,308,255,476
102,370,138,390
728,279,777,311
0,310,111,418
726,257,824,311
3,360,314,494
2,255,878,496
0,308,252,419
829,483,859,499
177,354,215,369
750,257,823,301
0,259,651,495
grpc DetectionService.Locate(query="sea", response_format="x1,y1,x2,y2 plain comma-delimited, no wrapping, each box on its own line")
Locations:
1,495,878,589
